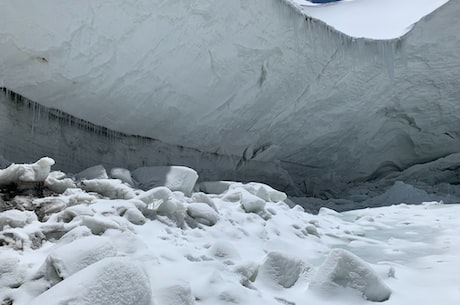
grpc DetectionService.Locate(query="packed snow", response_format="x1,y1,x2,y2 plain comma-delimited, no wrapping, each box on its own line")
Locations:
1,158,459,305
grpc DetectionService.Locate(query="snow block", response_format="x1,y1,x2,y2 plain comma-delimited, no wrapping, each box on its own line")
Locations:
45,171,76,193
75,165,108,180
39,235,117,284
30,257,152,305
230,182,287,202
240,190,266,213
257,251,308,289
80,179,136,199
138,186,173,206
198,181,233,194
110,167,135,186
309,248,392,302
123,207,146,225
0,253,25,288
186,203,219,226
132,166,198,194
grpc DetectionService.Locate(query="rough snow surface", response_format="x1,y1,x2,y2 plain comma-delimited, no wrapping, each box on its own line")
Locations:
1,159,460,305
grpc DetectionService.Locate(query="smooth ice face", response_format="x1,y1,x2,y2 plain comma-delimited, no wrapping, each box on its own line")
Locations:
0,0,459,198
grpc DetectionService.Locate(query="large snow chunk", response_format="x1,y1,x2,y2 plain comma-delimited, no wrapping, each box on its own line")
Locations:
198,181,233,194
110,168,135,186
186,203,219,226
30,257,152,305
75,165,108,180
138,186,173,206
45,171,76,193
257,252,309,289
80,215,122,235
123,207,146,225
309,248,392,302
0,252,25,288
80,179,136,199
240,190,266,213
0,157,54,185
132,166,198,194
38,235,117,284
52,236,116,276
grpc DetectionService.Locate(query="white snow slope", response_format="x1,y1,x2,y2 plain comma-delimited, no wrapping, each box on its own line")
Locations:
1,0,460,198
1,159,460,305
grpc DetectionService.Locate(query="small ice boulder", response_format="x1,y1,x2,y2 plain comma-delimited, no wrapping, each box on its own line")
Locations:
257,252,309,289
45,171,76,193
132,166,198,194
38,235,117,284
309,248,392,302
75,165,108,180
186,203,219,226
30,257,152,305
110,168,135,186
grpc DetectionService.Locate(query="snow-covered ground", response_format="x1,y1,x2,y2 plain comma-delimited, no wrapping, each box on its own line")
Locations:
293,0,449,39
1,159,459,305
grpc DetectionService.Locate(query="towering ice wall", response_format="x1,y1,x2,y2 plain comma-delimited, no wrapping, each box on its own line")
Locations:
1,0,459,198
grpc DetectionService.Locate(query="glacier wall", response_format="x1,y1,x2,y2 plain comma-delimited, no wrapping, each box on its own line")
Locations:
1,0,460,198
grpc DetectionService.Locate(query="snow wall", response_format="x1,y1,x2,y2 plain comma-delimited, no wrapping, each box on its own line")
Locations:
1,0,460,200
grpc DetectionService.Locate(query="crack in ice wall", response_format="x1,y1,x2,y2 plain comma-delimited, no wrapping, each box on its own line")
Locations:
1,0,459,199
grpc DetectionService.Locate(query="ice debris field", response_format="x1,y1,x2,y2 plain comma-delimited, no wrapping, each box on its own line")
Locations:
0,158,459,305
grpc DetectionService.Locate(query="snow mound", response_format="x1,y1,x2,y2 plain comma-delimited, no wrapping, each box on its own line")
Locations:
132,166,198,194
309,248,392,302
29,257,152,305
257,251,310,289
37,235,118,285
0,157,54,185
